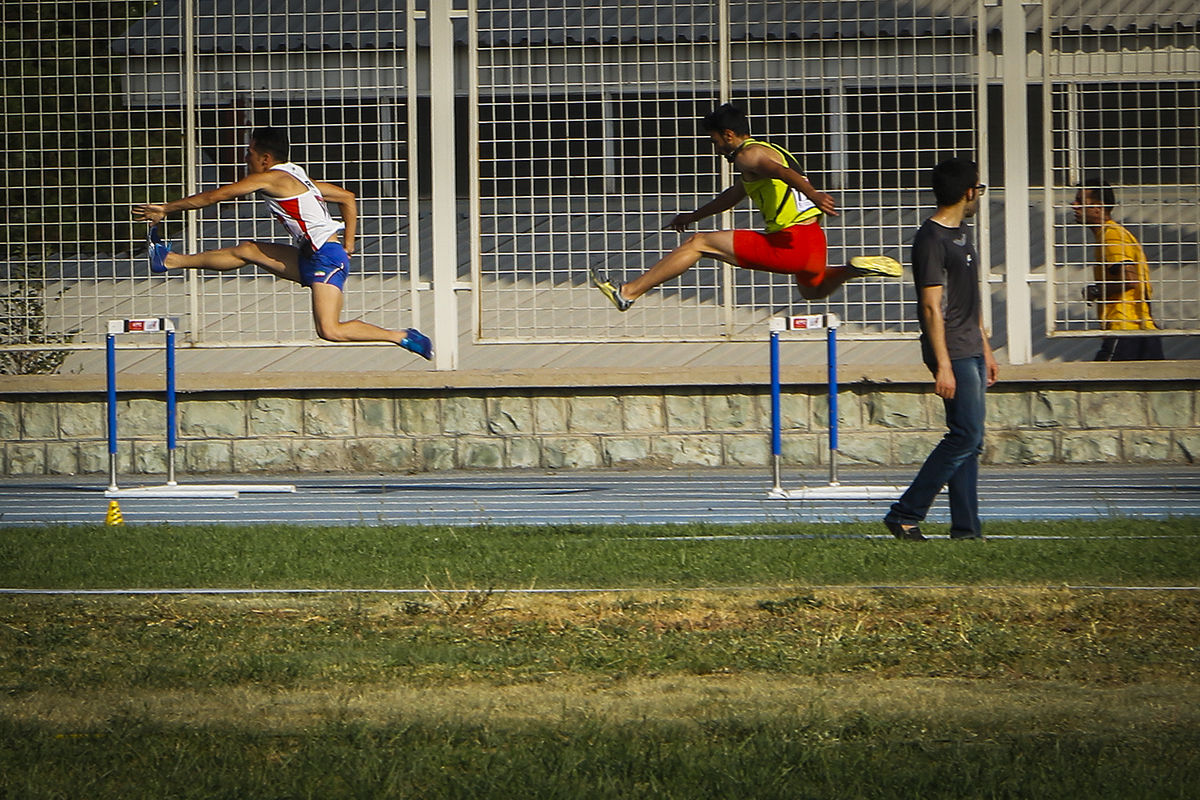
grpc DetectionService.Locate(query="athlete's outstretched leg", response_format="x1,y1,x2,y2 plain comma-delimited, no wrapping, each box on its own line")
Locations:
157,239,304,281
797,260,904,299
798,257,903,300
623,231,738,299
592,231,738,311
310,283,433,358
310,283,403,343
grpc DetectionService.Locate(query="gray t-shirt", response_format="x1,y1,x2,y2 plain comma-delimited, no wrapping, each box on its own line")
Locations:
911,218,984,368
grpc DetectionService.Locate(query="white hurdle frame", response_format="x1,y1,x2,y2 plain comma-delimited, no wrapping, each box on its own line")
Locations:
768,314,901,500
104,318,296,499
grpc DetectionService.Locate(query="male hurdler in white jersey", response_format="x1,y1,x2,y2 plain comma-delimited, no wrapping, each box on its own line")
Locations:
132,127,431,359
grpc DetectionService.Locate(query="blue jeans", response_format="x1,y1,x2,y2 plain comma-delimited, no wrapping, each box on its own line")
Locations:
887,355,986,538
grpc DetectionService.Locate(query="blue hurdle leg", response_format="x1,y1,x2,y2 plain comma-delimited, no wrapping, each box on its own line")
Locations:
106,333,118,491
166,329,177,485
770,329,782,492
827,323,839,486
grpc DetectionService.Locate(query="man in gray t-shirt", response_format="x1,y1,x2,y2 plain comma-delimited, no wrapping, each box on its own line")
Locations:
912,216,984,370
884,157,998,541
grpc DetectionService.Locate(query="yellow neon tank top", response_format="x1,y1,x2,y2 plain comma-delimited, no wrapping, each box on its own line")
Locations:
737,139,821,233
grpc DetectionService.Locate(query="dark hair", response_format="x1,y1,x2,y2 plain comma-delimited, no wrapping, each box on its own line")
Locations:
930,157,978,206
1078,174,1116,211
702,104,751,136
249,127,290,161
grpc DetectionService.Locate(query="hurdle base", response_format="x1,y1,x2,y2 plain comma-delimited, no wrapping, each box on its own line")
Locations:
105,483,296,500
767,484,903,501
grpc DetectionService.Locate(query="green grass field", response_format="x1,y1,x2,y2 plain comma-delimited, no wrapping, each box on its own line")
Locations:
2,519,1198,798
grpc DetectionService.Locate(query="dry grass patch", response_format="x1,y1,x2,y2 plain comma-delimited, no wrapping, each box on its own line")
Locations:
2,587,1198,799
4,675,1199,736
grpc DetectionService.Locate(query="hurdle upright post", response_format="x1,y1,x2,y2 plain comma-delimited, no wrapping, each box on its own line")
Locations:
106,332,118,492
825,313,840,486
165,327,177,485
768,317,785,493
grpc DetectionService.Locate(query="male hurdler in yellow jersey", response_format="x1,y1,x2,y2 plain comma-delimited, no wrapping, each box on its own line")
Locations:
133,127,431,359
1070,180,1163,361
591,104,901,312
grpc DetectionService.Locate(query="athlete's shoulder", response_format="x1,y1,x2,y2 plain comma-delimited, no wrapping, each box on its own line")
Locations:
738,140,798,180
260,162,313,197
744,139,792,160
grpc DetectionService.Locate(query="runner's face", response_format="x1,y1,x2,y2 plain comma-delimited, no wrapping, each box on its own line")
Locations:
709,130,740,160
245,144,270,174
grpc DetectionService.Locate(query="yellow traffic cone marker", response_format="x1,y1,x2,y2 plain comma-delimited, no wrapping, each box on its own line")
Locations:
105,500,124,526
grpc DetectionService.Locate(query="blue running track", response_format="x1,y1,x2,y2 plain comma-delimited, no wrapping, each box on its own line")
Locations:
1,465,1197,528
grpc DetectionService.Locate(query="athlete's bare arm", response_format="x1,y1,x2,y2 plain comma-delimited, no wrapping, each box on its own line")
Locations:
665,184,746,232
315,181,357,255
132,171,300,223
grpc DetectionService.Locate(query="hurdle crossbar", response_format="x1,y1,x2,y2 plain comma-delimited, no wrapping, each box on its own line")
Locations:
105,318,296,499
767,314,901,500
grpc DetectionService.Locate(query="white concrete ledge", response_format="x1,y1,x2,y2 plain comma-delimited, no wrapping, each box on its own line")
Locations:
3,361,1198,395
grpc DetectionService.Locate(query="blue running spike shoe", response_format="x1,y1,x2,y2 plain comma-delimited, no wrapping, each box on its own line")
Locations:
399,327,433,360
147,224,171,274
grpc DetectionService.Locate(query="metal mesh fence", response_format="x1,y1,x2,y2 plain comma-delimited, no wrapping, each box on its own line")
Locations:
1045,2,1200,337
4,1,1197,369
473,0,981,342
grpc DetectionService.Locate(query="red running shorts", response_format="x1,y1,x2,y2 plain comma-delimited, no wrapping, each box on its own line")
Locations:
732,221,827,288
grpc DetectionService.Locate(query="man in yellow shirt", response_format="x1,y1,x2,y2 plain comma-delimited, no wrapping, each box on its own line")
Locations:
591,104,900,311
1071,178,1164,360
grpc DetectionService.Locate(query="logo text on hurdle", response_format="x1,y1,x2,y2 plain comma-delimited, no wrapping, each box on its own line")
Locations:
107,317,177,335
787,315,826,330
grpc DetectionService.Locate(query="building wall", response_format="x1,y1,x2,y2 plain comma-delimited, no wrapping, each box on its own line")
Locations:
3,376,1196,477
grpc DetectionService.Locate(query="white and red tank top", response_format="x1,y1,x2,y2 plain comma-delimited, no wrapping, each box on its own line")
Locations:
260,162,343,250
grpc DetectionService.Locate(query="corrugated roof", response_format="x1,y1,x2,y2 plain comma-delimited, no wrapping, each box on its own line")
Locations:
114,1,1199,57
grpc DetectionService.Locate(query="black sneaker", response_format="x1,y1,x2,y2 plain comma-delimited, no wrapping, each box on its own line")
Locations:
884,519,927,541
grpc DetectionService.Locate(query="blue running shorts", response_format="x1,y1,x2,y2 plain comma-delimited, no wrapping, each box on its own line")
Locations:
298,241,350,290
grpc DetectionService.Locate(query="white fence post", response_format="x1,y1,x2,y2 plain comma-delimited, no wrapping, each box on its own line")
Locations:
429,0,460,370
1002,0,1034,365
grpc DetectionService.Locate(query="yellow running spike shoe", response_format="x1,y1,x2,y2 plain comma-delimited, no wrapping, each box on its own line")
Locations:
590,267,634,311
847,255,903,279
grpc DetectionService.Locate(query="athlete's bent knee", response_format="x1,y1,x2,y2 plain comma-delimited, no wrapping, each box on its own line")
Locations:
230,241,261,260
314,321,348,342
686,232,716,252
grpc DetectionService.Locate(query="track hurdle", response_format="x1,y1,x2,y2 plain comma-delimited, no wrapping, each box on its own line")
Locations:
105,318,296,499
767,314,901,500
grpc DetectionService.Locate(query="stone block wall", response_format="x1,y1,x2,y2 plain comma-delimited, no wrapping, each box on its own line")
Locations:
1,380,1197,476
